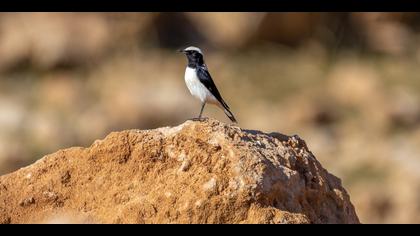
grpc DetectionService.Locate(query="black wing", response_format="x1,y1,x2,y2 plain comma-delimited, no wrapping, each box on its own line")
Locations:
196,65,230,109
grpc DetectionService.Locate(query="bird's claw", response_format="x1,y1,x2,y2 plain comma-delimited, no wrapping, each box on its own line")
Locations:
189,117,208,122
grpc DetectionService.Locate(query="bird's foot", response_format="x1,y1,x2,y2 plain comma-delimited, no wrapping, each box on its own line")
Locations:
189,117,208,122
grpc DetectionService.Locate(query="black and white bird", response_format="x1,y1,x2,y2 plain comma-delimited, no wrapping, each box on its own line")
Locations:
179,46,237,123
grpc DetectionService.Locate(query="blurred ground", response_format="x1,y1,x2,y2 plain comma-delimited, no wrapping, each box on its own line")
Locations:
1,12,420,223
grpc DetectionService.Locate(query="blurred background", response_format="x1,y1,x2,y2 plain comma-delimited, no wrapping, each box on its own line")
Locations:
0,12,420,223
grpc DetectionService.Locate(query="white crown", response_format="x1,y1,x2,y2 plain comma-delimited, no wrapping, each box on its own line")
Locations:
183,46,203,54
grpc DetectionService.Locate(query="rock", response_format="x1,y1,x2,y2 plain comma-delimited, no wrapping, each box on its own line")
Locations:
0,119,359,224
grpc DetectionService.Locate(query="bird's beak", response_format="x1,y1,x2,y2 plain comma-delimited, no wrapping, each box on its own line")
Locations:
178,49,185,53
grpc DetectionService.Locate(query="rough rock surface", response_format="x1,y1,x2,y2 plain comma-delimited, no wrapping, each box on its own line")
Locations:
0,119,359,224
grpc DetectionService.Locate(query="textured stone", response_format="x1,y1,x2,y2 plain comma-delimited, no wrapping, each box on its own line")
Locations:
0,119,359,224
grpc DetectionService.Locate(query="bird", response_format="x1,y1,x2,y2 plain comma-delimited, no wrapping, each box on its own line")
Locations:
179,46,237,123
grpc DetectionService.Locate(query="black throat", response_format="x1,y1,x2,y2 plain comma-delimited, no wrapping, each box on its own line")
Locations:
187,54,204,69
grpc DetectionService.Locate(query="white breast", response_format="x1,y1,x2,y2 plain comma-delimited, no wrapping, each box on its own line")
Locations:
184,67,218,104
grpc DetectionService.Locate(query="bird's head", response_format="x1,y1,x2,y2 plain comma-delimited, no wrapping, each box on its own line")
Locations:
179,46,204,66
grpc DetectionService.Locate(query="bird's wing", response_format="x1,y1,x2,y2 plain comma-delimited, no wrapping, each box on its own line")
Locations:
196,65,230,109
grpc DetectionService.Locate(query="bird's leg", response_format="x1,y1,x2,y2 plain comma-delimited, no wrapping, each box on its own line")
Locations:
191,103,206,121
198,102,206,119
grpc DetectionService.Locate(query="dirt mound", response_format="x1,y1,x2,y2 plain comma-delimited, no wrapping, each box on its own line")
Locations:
0,119,359,224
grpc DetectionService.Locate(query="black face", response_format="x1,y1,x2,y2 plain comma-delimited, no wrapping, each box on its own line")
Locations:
183,50,204,67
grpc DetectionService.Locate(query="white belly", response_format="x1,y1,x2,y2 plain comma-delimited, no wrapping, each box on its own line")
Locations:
184,67,218,104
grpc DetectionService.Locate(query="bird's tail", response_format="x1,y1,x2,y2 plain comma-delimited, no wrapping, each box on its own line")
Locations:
217,98,237,123
223,107,237,123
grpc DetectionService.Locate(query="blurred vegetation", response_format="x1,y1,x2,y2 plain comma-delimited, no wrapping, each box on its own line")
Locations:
1,12,420,223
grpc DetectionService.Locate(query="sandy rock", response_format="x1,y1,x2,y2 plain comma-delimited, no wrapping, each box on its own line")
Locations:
0,119,359,224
